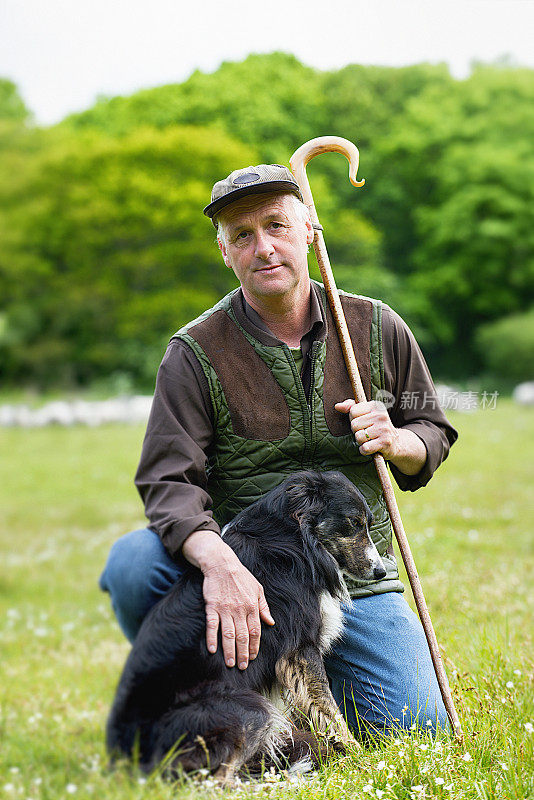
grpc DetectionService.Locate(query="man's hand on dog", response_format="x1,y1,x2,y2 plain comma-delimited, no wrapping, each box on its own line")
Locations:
335,399,427,477
182,530,275,670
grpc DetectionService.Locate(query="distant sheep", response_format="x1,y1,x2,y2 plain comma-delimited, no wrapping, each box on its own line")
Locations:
0,397,153,427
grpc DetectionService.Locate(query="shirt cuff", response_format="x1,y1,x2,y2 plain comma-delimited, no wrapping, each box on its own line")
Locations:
389,421,452,492
154,515,221,561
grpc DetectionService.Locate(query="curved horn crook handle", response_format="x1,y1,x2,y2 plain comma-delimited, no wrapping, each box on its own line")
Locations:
289,136,368,404
290,136,364,221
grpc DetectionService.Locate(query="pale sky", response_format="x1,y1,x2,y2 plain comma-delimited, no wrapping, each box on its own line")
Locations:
1,0,533,125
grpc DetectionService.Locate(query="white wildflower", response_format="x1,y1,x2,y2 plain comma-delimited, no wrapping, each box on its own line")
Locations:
435,777,445,785
500,763,509,771
362,785,373,793
513,669,521,676
137,777,146,785
376,760,386,770
419,743,429,751
524,722,533,734
462,752,472,762
3,785,15,793
66,785,77,794
411,785,424,792
506,681,514,689
426,719,433,726
376,791,384,799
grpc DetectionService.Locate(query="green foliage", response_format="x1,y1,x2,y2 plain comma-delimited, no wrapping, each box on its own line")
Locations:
359,63,534,371
0,125,253,387
0,78,30,122
64,52,322,163
1,55,533,386
476,307,534,383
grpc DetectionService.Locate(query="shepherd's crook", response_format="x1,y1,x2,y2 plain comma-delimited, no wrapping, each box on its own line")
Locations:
290,136,463,740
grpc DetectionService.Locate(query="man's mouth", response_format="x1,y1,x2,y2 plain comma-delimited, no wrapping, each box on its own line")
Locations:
255,264,283,273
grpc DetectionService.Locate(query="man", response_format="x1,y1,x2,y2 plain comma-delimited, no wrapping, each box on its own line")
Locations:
100,164,457,738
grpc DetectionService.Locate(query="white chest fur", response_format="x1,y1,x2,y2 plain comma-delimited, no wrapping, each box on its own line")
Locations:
318,591,345,653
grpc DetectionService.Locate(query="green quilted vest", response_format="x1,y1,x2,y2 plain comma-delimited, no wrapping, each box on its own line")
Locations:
173,283,403,598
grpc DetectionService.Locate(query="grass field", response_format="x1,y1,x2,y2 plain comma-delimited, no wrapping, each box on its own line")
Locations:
0,401,532,799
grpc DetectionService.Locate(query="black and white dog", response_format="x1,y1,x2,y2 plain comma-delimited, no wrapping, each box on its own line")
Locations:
106,470,386,781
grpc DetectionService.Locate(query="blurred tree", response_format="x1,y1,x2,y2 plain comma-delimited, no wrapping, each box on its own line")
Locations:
0,79,30,123
63,52,322,163
0,125,255,387
379,64,534,373
1,57,533,388
476,307,534,384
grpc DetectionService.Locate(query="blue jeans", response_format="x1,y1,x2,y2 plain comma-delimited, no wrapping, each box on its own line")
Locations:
99,528,449,738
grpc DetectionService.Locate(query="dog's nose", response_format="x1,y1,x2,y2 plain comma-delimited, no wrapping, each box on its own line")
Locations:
373,564,387,580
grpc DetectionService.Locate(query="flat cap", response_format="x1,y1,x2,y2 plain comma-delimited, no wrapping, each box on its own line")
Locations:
203,163,303,220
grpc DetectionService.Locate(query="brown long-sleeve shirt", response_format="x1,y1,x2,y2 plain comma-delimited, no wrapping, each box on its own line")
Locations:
135,285,458,559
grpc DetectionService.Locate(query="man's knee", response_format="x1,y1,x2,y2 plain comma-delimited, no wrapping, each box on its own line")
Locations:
100,528,160,594
326,593,450,738
99,528,181,642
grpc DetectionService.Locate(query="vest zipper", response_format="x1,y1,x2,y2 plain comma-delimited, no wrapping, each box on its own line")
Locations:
285,341,321,469
284,345,312,467
307,341,320,466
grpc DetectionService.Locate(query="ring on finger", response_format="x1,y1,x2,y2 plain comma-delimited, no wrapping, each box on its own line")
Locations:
363,428,371,441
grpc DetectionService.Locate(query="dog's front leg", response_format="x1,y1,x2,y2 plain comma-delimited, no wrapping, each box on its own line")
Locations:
275,648,357,749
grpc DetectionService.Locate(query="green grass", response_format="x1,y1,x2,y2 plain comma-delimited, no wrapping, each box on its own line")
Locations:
0,401,532,799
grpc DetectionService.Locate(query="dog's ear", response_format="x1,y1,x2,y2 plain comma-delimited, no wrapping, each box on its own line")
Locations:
285,472,328,534
284,472,348,595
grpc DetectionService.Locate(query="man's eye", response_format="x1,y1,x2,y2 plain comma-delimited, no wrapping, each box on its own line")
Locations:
234,231,249,241
270,222,284,229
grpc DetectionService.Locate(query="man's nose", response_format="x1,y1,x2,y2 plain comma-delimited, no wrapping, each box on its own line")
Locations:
254,229,275,260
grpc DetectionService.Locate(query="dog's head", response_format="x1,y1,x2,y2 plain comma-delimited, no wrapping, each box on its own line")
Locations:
284,470,387,585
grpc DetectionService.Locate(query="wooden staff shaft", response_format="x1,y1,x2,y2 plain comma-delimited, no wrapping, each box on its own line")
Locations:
290,136,463,739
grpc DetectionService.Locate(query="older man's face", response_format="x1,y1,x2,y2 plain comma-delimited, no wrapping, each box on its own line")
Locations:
217,193,314,304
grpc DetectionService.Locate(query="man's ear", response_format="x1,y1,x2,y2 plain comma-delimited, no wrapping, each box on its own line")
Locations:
217,235,232,269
